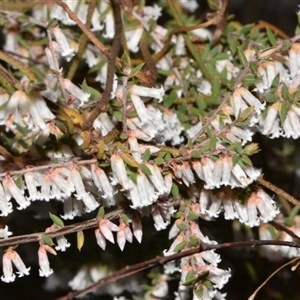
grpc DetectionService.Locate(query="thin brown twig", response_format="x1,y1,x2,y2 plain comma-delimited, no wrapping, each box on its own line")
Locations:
82,0,123,130
56,239,300,300
257,177,300,209
56,0,110,58
269,220,300,242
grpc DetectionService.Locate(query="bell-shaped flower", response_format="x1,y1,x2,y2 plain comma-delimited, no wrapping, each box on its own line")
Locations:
38,244,56,277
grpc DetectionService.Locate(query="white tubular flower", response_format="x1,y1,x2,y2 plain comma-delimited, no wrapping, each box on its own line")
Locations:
70,165,88,200
136,172,157,207
180,162,195,186
145,163,169,196
11,250,31,278
95,228,106,250
110,153,131,190
283,109,300,138
1,248,30,282
201,157,215,189
50,3,75,25
81,193,99,213
0,182,13,216
98,218,119,244
180,0,199,12
130,85,164,102
238,87,265,113
259,102,281,136
156,110,184,146
228,126,254,145
38,244,56,277
52,26,75,61
91,165,116,206
186,121,203,139
0,226,12,239
117,220,133,251
151,206,169,231
3,176,30,210
62,78,90,106
49,169,74,197
130,94,149,124
93,112,115,135
102,4,115,39
0,89,54,131
288,43,300,78
132,215,143,243
1,250,15,283
248,189,279,226
46,225,71,252
128,132,142,163
199,189,222,218
55,235,70,252
125,25,144,53
61,196,83,220
24,171,40,201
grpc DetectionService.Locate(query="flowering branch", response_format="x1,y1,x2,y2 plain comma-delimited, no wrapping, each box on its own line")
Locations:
0,208,124,248
56,239,300,300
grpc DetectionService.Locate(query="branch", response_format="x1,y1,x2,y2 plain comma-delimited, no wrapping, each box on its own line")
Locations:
257,177,300,209
56,239,300,300
0,208,124,248
82,0,123,130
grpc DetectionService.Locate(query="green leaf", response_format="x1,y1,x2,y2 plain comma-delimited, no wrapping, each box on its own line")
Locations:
187,236,200,247
49,212,64,228
237,47,248,66
80,80,101,99
14,176,23,188
164,152,172,162
42,234,54,246
121,213,130,225
141,164,152,176
196,271,209,281
119,151,140,168
129,170,137,184
188,211,199,221
279,102,288,124
232,154,239,166
191,150,202,158
202,279,213,288
112,110,122,122
238,106,254,121
155,157,164,166
209,135,217,151
266,27,276,46
129,63,145,78
142,148,151,161
228,37,238,55
77,231,84,251
97,207,105,219
173,241,186,253
177,224,189,231
127,110,138,117
46,18,58,29
171,183,179,197
164,89,177,108
182,271,196,286
121,52,131,68
120,133,128,140
242,155,253,166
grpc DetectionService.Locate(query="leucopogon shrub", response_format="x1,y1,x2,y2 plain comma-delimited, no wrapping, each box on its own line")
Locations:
0,0,300,299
